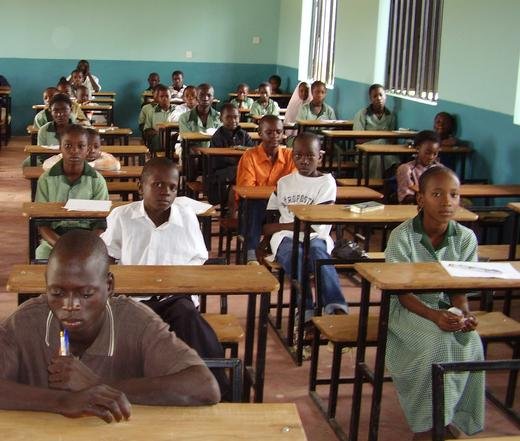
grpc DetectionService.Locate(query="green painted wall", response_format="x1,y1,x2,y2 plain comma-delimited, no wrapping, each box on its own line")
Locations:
276,0,302,70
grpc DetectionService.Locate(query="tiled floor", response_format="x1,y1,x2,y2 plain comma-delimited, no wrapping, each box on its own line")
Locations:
0,136,519,440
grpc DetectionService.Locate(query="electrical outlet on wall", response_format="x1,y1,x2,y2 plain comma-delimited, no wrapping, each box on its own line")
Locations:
185,51,193,59
252,36,261,44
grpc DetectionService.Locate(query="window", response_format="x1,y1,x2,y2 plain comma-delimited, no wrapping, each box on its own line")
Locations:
298,0,338,87
385,0,444,102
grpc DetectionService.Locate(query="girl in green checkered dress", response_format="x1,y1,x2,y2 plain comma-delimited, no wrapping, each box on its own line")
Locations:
384,166,484,439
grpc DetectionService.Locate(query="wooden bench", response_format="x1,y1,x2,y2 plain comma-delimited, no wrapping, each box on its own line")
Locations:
202,313,245,358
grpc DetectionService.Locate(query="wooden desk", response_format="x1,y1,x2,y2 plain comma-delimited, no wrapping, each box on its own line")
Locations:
26,125,132,145
240,121,258,131
22,202,216,262
23,166,143,201
460,185,520,199
321,130,417,174
296,119,353,134
90,97,115,104
7,265,279,403
356,144,473,184
228,92,292,107
287,205,478,365
92,91,116,97
508,202,520,260
349,261,520,441
24,145,147,166
0,403,305,441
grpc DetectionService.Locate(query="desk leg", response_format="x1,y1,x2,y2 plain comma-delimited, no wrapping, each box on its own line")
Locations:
356,150,362,185
31,179,37,201
510,212,519,260
243,292,257,402
287,217,301,346
29,219,38,263
326,137,333,171
364,152,370,187
367,289,391,441
349,277,371,441
253,292,269,402
296,222,311,366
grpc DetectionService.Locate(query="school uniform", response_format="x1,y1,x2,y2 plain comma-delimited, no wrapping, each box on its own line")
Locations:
0,295,204,387
67,74,101,95
101,198,227,396
42,152,121,172
36,118,76,146
143,104,176,152
169,84,186,100
385,214,484,434
138,102,155,129
296,102,336,121
34,109,52,129
171,103,192,122
71,102,90,125
353,105,397,178
396,159,439,203
34,159,109,259
178,107,221,147
230,97,254,110
249,99,280,118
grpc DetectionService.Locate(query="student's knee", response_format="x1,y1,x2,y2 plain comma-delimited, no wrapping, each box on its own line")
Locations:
35,240,53,260
309,240,330,259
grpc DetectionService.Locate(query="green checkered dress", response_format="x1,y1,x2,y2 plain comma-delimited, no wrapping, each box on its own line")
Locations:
384,214,485,434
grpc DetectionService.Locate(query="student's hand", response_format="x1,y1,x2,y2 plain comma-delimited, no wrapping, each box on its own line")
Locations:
409,184,419,193
461,313,478,332
144,128,157,138
57,384,131,423
48,356,101,391
432,310,464,332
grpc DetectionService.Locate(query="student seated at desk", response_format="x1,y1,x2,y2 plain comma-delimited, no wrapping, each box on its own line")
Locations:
353,83,397,178
144,72,160,94
70,69,92,100
385,166,484,439
138,85,159,134
67,59,101,94
101,158,227,397
434,112,458,147
34,87,58,129
296,80,336,123
249,82,280,121
142,84,176,153
43,128,121,172
236,115,295,264
396,130,441,204
284,82,311,125
263,133,348,325
169,70,186,99
268,74,283,94
37,93,76,147
35,124,109,260
0,230,219,423
56,78,90,126
75,85,93,122
171,85,198,121
179,83,221,146
230,83,254,110
208,104,254,205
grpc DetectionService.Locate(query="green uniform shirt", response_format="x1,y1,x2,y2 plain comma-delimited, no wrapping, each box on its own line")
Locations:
230,97,254,110
143,104,176,131
179,107,221,147
249,99,280,118
138,103,155,128
37,118,76,147
34,109,52,129
296,102,336,121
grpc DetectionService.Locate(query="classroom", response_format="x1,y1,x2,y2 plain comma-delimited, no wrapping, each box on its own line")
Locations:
1,1,520,440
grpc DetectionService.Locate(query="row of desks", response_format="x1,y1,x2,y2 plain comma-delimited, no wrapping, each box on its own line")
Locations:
27,125,133,145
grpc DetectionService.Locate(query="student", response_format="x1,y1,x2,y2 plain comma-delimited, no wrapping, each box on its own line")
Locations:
284,82,311,125
171,85,198,121
43,128,121,172
70,69,91,100
178,83,221,146
101,158,227,396
208,104,254,205
353,83,397,178
35,124,109,260
138,85,159,134
37,93,75,147
236,115,295,263
0,230,219,422
75,85,90,104
55,78,90,126
34,87,58,129
268,74,283,94
296,80,336,122
396,130,441,204
385,166,484,439
169,70,186,99
249,83,280,120
75,59,101,93
434,112,458,147
142,72,160,105
230,83,254,110
264,132,348,324
142,84,176,153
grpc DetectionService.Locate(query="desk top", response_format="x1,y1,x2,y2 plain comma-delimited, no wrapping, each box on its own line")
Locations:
183,132,261,142
234,185,275,200
156,122,180,129
0,86,11,95
296,119,353,128
93,91,116,97
23,166,143,180
195,147,247,157
22,202,215,219
459,185,520,198
322,130,417,139
354,261,520,291
32,103,112,111
356,143,472,154
508,202,520,213
7,264,279,294
289,204,477,223
26,125,132,136
0,403,305,441
229,92,292,99
240,122,258,130
91,97,115,103
24,145,147,155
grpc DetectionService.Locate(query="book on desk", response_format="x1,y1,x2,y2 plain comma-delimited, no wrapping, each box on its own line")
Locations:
348,201,384,213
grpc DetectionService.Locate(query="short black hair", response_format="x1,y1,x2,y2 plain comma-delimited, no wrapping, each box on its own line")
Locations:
237,83,249,91
414,130,440,147
435,112,456,133
44,86,58,94
154,83,169,93
148,72,159,78
293,132,320,151
220,102,239,115
311,80,326,91
183,85,196,95
56,77,71,87
141,157,179,183
368,83,385,95
259,114,281,128
172,70,184,77
86,127,100,140
258,82,270,90
418,166,459,193
62,124,88,139
268,75,281,85
50,93,72,108
197,83,213,92
75,85,88,93
70,69,82,77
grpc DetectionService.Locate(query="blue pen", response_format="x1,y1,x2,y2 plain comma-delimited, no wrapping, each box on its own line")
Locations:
59,329,70,356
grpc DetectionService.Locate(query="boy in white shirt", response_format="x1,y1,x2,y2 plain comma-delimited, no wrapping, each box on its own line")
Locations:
100,158,226,393
264,133,348,324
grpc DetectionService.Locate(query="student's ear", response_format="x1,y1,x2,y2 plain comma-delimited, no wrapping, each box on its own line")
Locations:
416,192,424,210
106,271,115,298
318,149,324,166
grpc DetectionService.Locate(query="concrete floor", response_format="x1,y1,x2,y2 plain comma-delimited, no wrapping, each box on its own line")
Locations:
0,136,519,440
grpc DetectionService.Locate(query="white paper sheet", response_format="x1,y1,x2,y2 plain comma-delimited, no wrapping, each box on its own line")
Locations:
41,145,60,150
440,261,520,279
173,196,213,214
64,199,112,212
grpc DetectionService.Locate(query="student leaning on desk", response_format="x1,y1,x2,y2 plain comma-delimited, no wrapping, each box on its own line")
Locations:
0,231,220,423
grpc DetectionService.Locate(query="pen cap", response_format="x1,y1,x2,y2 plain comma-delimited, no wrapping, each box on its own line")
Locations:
447,306,463,316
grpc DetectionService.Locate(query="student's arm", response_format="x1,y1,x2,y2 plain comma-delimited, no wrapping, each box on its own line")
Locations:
249,101,261,118
328,106,337,120
100,210,123,262
236,153,257,187
37,128,46,146
92,174,109,200
396,163,416,203
272,101,280,116
178,112,192,134
352,109,366,131
243,131,254,147
85,71,100,93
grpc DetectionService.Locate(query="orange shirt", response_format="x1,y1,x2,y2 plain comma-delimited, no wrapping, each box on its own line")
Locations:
236,143,296,187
